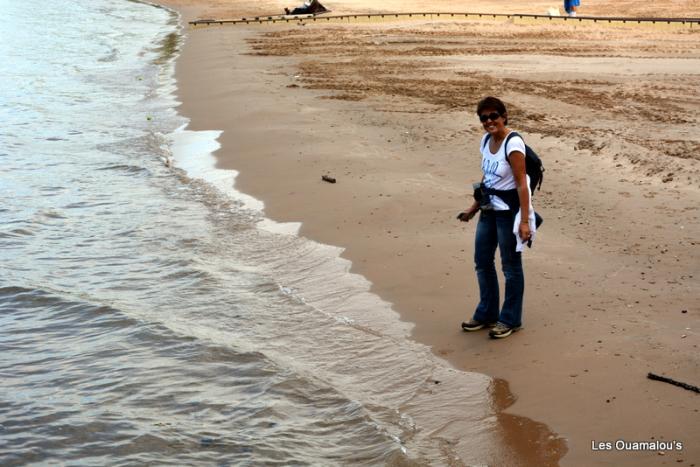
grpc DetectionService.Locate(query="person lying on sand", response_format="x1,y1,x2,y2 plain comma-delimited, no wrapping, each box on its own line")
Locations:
284,0,328,15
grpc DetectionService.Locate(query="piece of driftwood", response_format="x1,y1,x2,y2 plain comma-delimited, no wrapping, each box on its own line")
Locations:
321,175,336,184
647,372,700,394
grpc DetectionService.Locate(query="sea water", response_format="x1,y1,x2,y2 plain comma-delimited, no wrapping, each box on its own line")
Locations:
0,1,562,465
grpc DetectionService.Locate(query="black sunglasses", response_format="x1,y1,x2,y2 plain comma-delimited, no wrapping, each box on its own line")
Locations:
479,112,501,122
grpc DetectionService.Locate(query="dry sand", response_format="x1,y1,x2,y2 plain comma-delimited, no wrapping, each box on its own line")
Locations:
155,1,699,465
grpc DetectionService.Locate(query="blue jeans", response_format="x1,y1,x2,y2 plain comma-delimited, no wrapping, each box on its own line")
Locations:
472,210,524,328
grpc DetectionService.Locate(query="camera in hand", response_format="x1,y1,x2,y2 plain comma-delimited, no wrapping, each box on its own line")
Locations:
473,182,493,211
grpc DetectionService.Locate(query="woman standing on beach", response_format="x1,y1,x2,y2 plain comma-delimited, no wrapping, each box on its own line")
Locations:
457,96,532,339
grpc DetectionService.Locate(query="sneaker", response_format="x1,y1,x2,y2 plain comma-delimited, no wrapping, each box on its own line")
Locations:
489,322,521,339
461,319,496,332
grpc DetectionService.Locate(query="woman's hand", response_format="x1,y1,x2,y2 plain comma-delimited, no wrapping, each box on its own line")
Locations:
518,221,531,241
457,205,479,222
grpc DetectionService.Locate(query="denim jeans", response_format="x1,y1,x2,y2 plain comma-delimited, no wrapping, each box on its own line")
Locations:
472,210,524,328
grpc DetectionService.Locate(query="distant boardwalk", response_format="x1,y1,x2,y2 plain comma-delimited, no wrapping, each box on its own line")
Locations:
190,11,700,26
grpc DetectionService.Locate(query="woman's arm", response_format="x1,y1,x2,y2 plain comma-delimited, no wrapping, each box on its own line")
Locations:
508,151,531,240
458,176,485,222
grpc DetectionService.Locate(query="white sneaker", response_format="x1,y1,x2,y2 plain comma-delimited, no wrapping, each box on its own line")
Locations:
489,322,521,339
462,319,497,332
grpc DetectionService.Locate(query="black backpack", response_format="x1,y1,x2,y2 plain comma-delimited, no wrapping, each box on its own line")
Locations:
483,131,544,194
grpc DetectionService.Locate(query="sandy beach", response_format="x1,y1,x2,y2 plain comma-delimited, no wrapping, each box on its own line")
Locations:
154,1,699,465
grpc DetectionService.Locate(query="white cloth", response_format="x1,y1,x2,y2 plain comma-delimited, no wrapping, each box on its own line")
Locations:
512,185,537,252
480,131,526,211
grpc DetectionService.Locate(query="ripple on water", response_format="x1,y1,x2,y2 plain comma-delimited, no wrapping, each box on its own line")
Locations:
0,286,406,466
96,164,150,174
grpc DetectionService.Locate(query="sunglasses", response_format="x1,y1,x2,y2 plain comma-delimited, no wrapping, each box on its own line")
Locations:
479,112,501,122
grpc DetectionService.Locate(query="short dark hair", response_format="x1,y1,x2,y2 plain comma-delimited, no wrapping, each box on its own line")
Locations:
476,96,508,125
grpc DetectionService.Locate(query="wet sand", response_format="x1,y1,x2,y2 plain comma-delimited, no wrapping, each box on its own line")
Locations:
155,1,699,465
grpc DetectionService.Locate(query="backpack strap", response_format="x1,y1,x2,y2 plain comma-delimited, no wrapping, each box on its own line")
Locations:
482,133,491,150
503,131,522,164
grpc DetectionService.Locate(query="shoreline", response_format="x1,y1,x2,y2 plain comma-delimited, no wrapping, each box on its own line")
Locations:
156,1,699,465
163,15,567,465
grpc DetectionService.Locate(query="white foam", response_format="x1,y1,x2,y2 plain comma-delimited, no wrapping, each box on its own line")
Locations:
169,126,305,237
256,217,302,235
169,126,260,210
